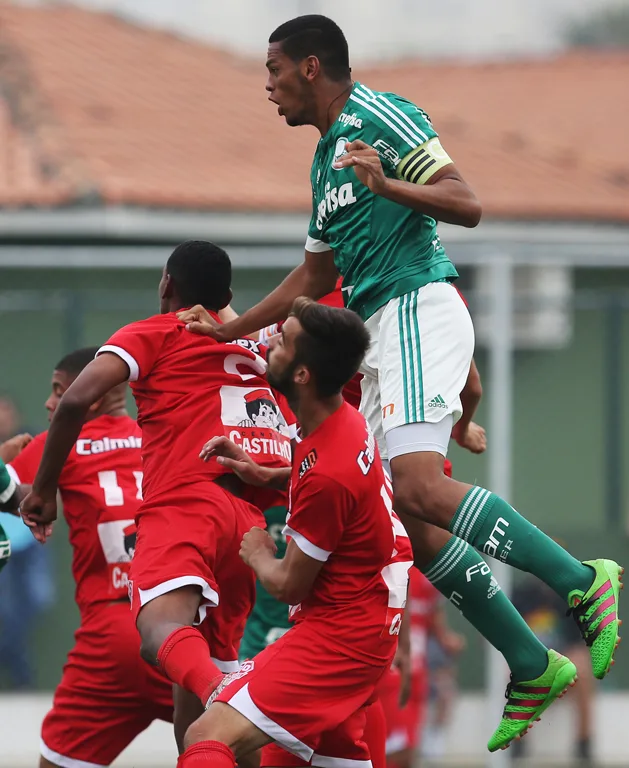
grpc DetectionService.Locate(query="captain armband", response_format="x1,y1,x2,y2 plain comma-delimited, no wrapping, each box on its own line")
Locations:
396,138,453,185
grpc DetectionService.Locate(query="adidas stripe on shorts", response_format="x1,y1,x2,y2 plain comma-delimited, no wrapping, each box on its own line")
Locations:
359,282,474,457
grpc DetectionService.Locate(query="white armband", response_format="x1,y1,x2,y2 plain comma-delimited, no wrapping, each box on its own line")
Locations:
305,236,333,253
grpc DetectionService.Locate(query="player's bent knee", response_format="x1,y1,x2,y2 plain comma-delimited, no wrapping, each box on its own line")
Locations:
184,702,270,759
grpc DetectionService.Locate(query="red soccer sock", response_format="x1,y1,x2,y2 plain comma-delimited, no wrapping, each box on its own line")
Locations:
178,740,236,768
157,626,223,705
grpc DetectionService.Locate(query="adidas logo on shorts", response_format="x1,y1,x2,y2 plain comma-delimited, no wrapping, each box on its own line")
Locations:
428,394,447,409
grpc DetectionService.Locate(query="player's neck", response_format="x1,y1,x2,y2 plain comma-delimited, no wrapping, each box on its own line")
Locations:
315,80,353,135
293,394,344,438
89,405,128,421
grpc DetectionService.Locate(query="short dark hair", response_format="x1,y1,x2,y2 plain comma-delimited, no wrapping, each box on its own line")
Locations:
269,15,350,82
167,240,232,310
289,297,369,398
55,347,100,375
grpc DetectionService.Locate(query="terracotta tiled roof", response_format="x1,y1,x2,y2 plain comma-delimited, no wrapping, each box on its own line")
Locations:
0,4,628,221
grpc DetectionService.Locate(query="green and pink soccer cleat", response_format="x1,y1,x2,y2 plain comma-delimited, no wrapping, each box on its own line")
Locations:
568,559,623,679
488,649,578,752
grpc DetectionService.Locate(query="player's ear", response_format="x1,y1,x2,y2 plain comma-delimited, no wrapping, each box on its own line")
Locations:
294,364,310,386
303,55,320,81
217,289,233,312
161,273,174,300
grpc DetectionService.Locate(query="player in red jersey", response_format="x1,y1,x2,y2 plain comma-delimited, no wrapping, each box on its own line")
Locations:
176,297,413,768
20,241,293,748
0,347,173,768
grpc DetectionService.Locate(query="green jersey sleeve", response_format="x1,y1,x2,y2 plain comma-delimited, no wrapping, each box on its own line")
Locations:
351,85,453,184
0,458,16,505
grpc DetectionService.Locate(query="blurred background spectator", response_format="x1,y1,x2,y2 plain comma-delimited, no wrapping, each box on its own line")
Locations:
0,394,55,690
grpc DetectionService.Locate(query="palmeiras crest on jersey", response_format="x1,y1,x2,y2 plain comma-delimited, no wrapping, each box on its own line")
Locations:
220,386,292,464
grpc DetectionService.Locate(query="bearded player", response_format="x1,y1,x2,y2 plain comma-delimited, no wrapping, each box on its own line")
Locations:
1,347,173,768
19,241,293,750
180,298,413,768
179,15,621,750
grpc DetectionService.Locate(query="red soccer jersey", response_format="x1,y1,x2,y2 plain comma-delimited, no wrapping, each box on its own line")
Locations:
8,415,143,613
99,314,292,502
318,280,363,409
284,402,413,664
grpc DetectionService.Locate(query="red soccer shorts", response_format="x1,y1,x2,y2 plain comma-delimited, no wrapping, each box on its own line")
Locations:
260,698,386,768
215,621,390,764
40,602,173,768
377,666,427,755
129,480,264,671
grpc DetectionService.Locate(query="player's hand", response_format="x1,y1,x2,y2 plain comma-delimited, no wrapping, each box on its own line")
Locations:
200,436,270,487
19,489,57,543
440,630,466,656
240,526,277,566
0,433,33,463
393,647,412,708
452,421,486,454
333,140,388,195
177,305,232,342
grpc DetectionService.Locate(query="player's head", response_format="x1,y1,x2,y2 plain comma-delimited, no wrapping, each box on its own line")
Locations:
267,15,351,127
159,240,232,314
267,297,369,403
48,347,126,422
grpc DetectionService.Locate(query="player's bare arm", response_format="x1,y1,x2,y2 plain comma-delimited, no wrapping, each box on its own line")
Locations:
334,139,481,228
0,484,30,514
178,251,338,343
0,433,33,463
20,353,130,537
200,436,291,491
451,358,487,454
240,527,323,605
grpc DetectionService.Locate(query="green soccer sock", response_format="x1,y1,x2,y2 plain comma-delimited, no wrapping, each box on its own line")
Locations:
422,536,548,681
449,486,594,602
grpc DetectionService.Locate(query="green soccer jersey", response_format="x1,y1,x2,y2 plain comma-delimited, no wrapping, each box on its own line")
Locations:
306,82,458,320
239,504,290,660
0,458,14,571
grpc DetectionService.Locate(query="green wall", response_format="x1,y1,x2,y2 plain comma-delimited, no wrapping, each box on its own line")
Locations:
0,265,628,691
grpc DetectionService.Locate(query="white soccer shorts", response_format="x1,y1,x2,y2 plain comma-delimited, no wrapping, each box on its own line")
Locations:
359,281,474,459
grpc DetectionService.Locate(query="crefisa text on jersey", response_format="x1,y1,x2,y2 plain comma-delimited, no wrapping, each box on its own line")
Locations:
315,182,357,230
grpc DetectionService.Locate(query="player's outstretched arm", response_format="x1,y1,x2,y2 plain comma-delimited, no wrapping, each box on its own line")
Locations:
200,436,291,490
240,528,323,605
178,251,338,343
0,433,33,463
335,140,481,228
21,353,130,539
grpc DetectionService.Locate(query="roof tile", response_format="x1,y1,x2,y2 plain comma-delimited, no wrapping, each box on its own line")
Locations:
0,4,627,220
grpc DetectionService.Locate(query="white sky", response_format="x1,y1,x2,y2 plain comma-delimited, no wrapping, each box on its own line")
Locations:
17,0,625,60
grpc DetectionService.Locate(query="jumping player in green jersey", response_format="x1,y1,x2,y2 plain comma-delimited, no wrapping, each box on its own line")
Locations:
179,15,622,751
